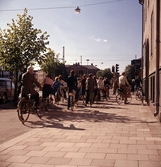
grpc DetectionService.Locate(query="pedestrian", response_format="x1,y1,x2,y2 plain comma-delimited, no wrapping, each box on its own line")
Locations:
97,77,104,101
67,70,77,109
85,73,95,106
113,77,119,95
58,75,67,100
18,67,27,97
53,76,62,103
81,74,87,104
131,79,135,95
119,72,130,104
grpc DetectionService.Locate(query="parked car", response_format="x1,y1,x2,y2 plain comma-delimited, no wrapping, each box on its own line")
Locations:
0,78,15,103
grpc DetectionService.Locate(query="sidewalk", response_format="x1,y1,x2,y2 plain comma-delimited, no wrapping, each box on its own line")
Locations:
0,95,161,167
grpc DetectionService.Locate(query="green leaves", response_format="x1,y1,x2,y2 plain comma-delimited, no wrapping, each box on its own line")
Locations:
0,8,49,73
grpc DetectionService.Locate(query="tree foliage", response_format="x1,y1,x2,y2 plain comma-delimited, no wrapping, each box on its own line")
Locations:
96,68,113,80
40,48,60,78
125,65,135,80
0,8,50,103
0,8,49,74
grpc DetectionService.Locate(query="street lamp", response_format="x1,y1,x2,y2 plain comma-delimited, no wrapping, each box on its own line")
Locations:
75,6,81,13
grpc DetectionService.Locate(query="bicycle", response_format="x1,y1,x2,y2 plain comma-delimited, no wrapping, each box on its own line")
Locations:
116,87,132,105
68,89,77,111
135,86,144,104
17,94,45,123
43,96,54,111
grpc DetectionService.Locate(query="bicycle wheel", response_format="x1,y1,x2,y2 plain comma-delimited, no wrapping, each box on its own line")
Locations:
127,95,132,103
116,93,123,105
17,98,30,123
100,90,104,101
126,91,132,103
70,96,74,111
137,91,142,101
36,97,44,118
45,97,54,111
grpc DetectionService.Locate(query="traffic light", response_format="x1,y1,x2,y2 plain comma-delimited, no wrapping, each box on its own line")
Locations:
112,65,115,72
116,64,119,72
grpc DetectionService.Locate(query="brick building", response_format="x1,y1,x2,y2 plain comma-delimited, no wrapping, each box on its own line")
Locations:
139,0,161,120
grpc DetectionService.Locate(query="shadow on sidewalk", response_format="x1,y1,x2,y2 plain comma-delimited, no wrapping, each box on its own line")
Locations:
21,103,141,130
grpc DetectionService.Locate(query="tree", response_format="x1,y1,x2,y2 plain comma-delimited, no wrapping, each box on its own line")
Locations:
124,65,135,81
40,48,60,78
96,68,113,80
0,8,49,103
102,68,113,80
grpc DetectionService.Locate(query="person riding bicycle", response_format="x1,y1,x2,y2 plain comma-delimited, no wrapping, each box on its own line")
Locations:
85,73,95,106
97,77,104,101
58,75,67,100
119,72,130,104
103,77,110,98
135,75,142,91
21,66,42,108
67,70,77,109
42,74,54,100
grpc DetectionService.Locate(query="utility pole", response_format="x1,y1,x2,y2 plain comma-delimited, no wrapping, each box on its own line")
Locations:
62,46,65,63
80,55,82,65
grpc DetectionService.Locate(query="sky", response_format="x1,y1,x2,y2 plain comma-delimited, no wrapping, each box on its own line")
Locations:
0,0,142,72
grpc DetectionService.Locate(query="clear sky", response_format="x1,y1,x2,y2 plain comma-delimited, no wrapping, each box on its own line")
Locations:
0,0,142,72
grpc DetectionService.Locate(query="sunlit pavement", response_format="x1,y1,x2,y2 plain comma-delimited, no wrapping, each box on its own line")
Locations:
0,94,161,167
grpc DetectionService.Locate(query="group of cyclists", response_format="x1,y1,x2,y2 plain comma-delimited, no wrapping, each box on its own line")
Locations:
18,65,143,110
18,67,112,109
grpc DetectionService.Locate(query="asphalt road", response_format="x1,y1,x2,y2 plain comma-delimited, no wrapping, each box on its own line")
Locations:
0,100,68,144
0,102,33,144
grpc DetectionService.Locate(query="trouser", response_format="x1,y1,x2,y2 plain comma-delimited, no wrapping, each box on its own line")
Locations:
120,85,127,103
22,93,39,106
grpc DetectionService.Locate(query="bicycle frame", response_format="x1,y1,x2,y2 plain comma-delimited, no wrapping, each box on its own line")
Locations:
17,94,44,123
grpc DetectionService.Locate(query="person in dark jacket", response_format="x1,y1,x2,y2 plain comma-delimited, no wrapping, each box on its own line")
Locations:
18,68,27,97
67,70,77,109
81,74,87,104
21,66,41,107
85,73,95,106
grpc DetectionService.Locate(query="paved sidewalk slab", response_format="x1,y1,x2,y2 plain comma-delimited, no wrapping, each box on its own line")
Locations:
0,96,161,167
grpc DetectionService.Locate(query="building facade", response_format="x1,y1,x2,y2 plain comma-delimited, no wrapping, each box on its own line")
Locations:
66,63,100,78
139,0,161,120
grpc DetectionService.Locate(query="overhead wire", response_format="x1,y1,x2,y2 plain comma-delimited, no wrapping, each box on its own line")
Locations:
0,0,123,12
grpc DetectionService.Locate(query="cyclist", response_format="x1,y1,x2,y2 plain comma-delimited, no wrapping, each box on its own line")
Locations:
85,73,95,106
58,75,67,100
97,77,104,101
135,75,142,91
119,72,130,104
21,66,41,108
67,70,77,109
42,74,54,100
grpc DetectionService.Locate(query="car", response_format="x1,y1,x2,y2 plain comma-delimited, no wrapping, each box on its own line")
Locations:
0,78,15,103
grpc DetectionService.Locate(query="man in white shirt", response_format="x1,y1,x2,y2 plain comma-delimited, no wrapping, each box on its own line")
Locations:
119,72,129,104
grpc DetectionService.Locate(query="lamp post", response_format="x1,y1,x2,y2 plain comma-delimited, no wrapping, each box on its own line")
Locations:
75,6,81,13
